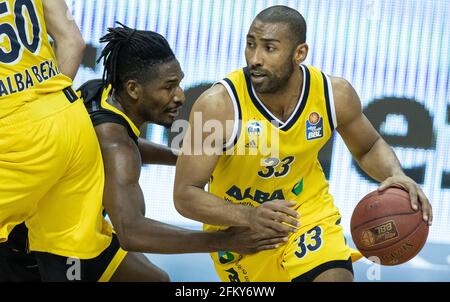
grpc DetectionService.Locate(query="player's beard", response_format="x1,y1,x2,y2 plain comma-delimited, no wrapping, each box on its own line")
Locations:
251,57,294,94
158,107,181,128
156,114,176,128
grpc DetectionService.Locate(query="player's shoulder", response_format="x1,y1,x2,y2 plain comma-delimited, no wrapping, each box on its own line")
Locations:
192,83,234,121
307,66,355,102
327,75,362,127
94,122,138,154
78,79,105,112
328,75,354,98
95,122,141,181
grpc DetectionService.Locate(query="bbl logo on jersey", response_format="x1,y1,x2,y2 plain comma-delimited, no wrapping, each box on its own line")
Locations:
306,112,323,140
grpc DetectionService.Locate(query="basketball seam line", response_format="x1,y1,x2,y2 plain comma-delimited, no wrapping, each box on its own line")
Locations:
351,212,419,231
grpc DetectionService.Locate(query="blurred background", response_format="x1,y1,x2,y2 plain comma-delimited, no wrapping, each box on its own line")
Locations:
68,0,449,281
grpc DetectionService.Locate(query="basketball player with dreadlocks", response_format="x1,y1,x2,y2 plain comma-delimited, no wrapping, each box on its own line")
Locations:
0,23,287,282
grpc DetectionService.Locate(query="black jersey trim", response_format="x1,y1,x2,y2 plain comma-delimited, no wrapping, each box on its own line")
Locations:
77,79,138,144
221,78,242,152
322,72,336,131
90,110,138,144
243,65,310,132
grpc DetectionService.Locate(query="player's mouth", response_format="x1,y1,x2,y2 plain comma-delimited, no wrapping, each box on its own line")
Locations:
167,107,180,118
250,71,268,84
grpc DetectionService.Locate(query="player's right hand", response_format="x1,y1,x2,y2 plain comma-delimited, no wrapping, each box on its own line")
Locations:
246,200,300,237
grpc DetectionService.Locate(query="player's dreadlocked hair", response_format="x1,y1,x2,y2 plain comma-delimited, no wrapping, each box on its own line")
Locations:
97,22,175,93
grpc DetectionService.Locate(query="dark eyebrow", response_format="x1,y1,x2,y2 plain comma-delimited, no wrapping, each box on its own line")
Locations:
164,79,178,84
246,34,280,44
164,73,184,83
260,38,280,43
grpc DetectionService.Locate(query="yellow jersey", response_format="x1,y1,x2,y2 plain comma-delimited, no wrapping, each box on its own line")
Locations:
205,64,340,231
0,0,73,118
80,79,141,141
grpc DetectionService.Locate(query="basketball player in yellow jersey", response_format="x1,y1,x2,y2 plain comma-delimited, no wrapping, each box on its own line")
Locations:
0,0,112,267
0,23,288,282
174,5,433,282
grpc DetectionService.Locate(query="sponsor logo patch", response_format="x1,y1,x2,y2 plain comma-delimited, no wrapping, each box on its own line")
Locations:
360,220,399,248
306,112,324,140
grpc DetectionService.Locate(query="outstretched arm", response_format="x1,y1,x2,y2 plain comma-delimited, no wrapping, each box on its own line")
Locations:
137,138,179,166
332,76,432,225
95,123,284,254
42,0,85,79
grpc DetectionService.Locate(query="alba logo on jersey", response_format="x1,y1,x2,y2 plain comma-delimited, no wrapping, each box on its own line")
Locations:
306,112,324,140
225,185,285,204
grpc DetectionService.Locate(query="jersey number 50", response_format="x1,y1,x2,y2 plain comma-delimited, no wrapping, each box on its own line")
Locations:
0,0,41,64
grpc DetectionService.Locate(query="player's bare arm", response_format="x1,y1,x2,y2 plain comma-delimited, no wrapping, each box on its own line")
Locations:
95,122,285,254
137,138,178,166
332,76,432,225
42,0,85,79
174,84,299,237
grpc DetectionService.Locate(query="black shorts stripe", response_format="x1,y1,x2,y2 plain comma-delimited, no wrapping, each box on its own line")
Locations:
63,86,79,103
292,257,353,282
34,234,122,282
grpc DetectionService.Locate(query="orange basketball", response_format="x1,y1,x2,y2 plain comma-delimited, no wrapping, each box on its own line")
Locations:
308,112,320,124
350,187,429,266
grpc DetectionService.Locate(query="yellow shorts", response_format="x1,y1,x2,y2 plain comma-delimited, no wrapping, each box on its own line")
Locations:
211,214,362,282
0,88,112,259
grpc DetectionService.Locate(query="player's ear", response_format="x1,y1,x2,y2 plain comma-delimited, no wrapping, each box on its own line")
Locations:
294,43,309,65
125,80,141,101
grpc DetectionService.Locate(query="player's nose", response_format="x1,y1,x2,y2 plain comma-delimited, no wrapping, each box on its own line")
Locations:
173,87,185,105
248,47,264,68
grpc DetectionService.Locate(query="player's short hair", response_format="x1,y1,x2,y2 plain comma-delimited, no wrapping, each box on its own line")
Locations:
97,22,175,93
255,5,307,46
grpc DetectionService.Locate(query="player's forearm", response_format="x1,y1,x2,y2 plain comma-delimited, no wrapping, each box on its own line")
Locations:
53,37,85,80
117,217,228,253
174,185,252,227
137,138,179,165
355,137,405,182
42,0,84,80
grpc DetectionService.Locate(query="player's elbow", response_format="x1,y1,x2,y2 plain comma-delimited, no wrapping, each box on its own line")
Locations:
116,234,133,252
115,227,139,252
55,28,85,52
60,32,85,58
77,37,86,54
113,218,142,252
70,34,86,57
173,186,194,218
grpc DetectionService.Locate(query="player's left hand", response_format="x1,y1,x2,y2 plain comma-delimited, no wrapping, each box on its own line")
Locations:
378,174,433,226
223,226,289,254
